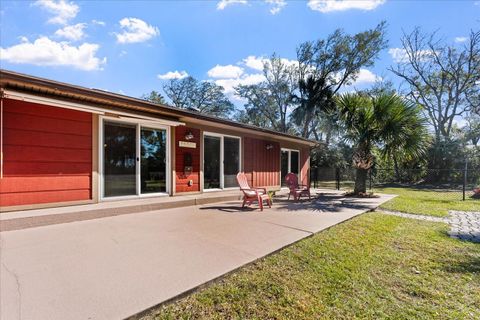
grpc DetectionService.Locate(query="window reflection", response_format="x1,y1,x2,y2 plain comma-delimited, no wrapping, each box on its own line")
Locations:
141,128,167,193
104,122,137,197
223,137,240,188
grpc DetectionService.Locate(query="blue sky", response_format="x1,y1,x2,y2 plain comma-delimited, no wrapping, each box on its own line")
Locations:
1,0,479,103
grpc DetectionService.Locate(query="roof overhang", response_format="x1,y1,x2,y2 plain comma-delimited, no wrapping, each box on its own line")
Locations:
0,69,317,146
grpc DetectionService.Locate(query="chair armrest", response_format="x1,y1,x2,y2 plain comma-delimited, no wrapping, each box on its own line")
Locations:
240,188,259,196
255,187,267,194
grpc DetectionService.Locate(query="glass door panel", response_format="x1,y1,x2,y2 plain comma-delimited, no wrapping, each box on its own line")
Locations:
141,127,167,194
281,150,289,186
204,136,221,189
104,122,137,197
291,151,299,174
223,137,240,188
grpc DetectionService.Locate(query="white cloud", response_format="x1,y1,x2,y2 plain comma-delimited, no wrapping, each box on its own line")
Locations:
242,55,297,71
91,19,106,26
54,23,86,41
389,48,407,63
217,0,248,10
353,68,381,84
115,18,159,44
214,73,265,96
157,70,189,80
307,0,385,13
0,36,106,71
388,47,434,63
207,64,244,78
455,36,468,43
243,55,266,71
266,0,287,14
34,0,79,25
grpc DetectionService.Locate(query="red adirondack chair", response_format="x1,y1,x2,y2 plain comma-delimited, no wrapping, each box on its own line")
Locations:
236,172,272,211
285,173,311,201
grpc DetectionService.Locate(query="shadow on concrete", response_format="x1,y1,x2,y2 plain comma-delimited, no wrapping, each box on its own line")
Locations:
200,192,376,214
198,205,256,213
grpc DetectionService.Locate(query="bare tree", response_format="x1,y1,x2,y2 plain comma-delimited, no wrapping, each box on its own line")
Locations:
235,54,298,133
389,28,480,142
163,76,234,118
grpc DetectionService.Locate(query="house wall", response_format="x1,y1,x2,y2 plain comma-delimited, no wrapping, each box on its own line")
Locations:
174,126,201,193
182,121,311,191
0,97,311,209
243,137,281,188
0,99,93,207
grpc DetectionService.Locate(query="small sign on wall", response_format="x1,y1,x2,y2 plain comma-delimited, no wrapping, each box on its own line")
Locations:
179,141,196,148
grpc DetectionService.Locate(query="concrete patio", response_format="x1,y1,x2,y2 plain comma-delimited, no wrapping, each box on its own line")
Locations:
0,190,395,320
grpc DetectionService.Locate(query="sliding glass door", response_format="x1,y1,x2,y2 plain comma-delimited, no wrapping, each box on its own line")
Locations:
203,133,241,190
223,137,240,188
102,119,169,198
204,135,221,189
281,148,300,186
104,122,137,197
141,127,167,194
281,150,289,187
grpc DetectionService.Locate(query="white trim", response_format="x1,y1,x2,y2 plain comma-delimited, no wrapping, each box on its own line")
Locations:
99,116,171,201
202,131,242,190
203,188,223,192
4,89,105,115
118,116,184,127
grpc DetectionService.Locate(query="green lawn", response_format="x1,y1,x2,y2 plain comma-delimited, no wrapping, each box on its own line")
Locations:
141,213,480,320
374,187,480,217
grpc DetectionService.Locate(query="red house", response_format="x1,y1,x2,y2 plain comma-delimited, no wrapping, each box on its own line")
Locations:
0,70,315,211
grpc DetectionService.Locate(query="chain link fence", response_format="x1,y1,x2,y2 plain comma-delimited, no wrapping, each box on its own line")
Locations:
311,166,480,200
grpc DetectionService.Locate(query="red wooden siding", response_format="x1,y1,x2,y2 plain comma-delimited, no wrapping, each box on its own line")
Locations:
243,137,280,187
300,146,310,186
0,99,92,207
175,126,200,193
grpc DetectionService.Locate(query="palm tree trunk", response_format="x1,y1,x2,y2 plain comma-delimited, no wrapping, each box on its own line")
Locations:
393,155,400,181
354,168,368,194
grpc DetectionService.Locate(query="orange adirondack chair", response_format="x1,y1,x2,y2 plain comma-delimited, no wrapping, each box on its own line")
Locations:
236,172,272,211
285,173,311,201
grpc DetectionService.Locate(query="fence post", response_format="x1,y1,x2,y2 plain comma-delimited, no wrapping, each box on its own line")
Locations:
314,167,318,189
335,168,340,190
463,159,468,201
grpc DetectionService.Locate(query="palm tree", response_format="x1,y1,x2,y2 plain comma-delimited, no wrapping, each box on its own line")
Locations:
291,76,335,138
336,92,429,194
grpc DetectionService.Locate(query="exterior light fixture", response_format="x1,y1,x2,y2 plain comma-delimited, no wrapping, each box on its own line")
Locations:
184,130,194,140
266,143,274,150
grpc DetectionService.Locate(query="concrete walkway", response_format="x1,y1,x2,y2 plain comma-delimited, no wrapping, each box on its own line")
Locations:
0,191,394,320
379,209,480,243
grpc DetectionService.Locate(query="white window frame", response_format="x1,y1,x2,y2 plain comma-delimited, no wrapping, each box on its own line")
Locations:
202,132,242,191
280,148,300,187
99,116,171,201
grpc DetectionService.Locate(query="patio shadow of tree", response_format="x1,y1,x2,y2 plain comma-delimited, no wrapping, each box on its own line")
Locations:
200,193,374,213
